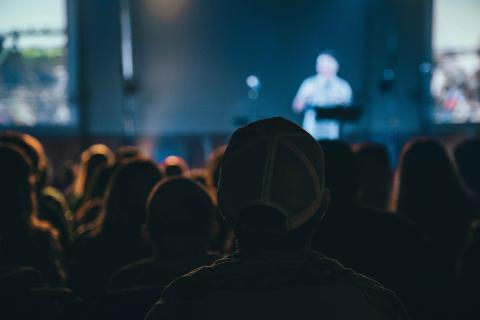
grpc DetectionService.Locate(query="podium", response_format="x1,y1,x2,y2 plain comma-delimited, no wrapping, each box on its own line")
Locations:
307,104,362,122
303,104,362,139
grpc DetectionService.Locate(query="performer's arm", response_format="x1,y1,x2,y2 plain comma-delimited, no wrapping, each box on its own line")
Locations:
293,99,306,113
292,80,310,113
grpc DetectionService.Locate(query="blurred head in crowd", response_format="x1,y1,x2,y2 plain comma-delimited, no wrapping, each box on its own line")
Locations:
318,140,358,210
455,138,480,194
316,52,339,78
100,158,162,242
392,138,469,215
0,144,58,250
146,177,215,255
162,156,189,177
354,143,391,210
74,162,118,227
391,138,475,257
73,144,115,201
83,163,117,202
218,117,329,251
0,131,47,185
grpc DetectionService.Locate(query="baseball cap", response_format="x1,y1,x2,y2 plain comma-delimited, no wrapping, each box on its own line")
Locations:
218,117,325,232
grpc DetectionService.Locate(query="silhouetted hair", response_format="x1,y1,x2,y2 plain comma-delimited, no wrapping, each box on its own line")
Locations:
354,143,391,210
0,131,46,179
146,177,215,247
0,144,59,248
162,156,189,177
100,159,162,240
83,163,118,201
206,145,226,189
391,138,476,246
455,138,480,194
318,140,358,208
73,144,114,199
392,139,470,214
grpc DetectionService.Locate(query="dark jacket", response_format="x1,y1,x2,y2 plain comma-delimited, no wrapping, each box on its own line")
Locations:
107,253,218,290
146,249,409,320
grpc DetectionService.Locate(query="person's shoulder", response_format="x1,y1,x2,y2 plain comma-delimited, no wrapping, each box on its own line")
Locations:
310,252,384,288
301,75,319,85
355,206,425,241
0,266,47,290
335,76,352,87
155,251,409,319
108,258,154,290
321,256,409,319
160,255,236,300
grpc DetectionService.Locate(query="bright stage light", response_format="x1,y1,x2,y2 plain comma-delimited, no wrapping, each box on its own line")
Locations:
246,75,260,90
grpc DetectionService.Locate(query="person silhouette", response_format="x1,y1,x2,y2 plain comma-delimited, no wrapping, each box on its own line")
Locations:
146,117,408,320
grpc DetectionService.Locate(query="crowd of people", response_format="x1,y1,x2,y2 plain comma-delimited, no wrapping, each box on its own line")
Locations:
1,117,480,319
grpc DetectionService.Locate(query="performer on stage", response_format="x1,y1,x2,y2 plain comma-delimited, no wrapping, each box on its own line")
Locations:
293,52,352,139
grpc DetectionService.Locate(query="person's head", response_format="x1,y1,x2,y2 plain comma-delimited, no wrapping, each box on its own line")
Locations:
318,140,358,210
0,144,35,228
83,162,118,201
316,52,339,78
392,138,470,223
146,177,215,255
354,143,391,210
0,144,58,247
74,144,115,198
454,138,480,194
0,131,47,186
218,117,329,251
162,156,189,177
101,158,162,241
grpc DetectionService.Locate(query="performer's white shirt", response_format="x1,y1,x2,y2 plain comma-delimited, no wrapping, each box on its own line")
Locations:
294,74,352,140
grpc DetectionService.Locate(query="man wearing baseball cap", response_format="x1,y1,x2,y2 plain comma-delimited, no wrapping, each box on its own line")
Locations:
146,117,409,320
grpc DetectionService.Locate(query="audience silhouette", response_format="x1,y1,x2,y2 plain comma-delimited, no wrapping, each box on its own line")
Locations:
0,144,64,287
108,176,217,290
354,143,392,210
455,138,480,194
145,117,409,320
69,144,114,212
392,138,477,274
1,122,480,320
68,158,162,300
312,140,450,320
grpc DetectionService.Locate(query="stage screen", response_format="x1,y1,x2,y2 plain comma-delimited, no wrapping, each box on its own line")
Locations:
432,0,480,124
0,0,77,128
132,0,367,135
